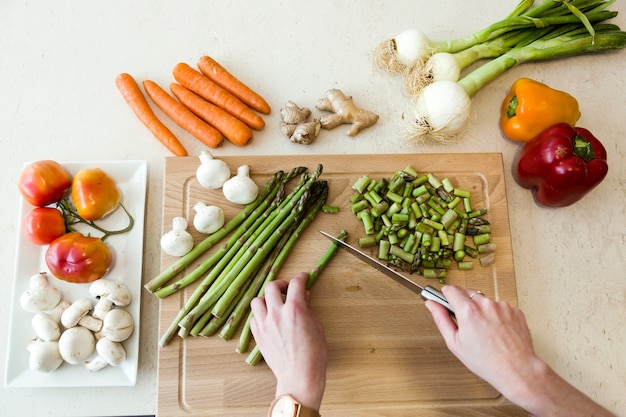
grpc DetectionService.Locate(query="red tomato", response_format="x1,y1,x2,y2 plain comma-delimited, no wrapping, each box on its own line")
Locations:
45,232,113,283
22,207,66,245
18,160,72,207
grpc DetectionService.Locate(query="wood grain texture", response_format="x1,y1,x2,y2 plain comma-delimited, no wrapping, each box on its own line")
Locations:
156,153,525,416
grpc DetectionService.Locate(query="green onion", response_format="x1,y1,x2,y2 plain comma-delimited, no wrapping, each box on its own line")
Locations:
373,0,535,71
407,22,626,143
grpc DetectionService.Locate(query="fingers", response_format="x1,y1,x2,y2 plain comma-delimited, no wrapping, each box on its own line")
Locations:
286,272,309,303
264,278,289,307
426,300,458,342
250,279,288,324
443,284,474,306
251,272,310,318
466,288,486,301
249,296,267,334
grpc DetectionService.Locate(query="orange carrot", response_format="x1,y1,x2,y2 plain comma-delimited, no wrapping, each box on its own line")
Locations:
197,55,271,115
115,73,187,156
170,83,253,147
172,62,265,130
142,79,223,149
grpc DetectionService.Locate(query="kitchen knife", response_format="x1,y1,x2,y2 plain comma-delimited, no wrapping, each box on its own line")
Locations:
319,230,454,315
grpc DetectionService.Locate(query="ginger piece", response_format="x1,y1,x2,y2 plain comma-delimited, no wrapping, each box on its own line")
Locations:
279,101,321,145
315,89,379,136
280,101,311,124
280,101,311,137
290,120,321,145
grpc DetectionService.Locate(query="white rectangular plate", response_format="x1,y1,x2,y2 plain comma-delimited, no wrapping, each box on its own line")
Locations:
4,160,148,387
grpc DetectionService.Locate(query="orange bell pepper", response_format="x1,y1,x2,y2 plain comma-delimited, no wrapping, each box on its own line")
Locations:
499,78,581,142
71,168,121,220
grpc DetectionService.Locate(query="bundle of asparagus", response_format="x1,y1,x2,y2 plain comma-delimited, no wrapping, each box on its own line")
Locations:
146,164,343,361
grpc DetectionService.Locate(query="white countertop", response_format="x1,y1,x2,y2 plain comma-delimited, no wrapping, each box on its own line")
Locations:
1,1,625,416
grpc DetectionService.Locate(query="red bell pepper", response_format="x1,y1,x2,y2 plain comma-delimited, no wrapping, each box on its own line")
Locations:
516,123,608,208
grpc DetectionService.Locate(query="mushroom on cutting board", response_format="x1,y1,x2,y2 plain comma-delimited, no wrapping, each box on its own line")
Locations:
20,272,62,313
160,217,194,257
58,326,95,365
84,337,127,372
195,150,231,189
222,165,259,205
89,279,131,320
192,202,225,234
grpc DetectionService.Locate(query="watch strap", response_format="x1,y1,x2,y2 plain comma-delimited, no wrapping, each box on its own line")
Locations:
296,401,321,417
269,393,321,417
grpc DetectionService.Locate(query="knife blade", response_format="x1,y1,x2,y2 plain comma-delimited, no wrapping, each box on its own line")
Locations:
319,230,454,314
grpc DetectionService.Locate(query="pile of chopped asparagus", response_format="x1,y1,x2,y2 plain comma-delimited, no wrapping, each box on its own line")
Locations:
350,166,496,281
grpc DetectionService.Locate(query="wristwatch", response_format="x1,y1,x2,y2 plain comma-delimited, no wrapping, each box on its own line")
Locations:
268,393,320,417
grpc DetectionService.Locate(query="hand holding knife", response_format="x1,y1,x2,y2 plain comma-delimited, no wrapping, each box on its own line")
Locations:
319,230,454,315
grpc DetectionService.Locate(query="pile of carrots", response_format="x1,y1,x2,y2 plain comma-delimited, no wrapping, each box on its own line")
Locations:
116,56,271,155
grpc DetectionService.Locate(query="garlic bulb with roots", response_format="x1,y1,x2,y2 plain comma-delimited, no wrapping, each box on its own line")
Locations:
373,29,434,73
404,80,471,144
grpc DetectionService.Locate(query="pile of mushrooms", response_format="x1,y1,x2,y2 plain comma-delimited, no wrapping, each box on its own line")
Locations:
21,272,134,373
161,152,262,258
195,151,259,205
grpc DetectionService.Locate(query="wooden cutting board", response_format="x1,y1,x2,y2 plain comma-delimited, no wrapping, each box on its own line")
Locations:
156,153,525,416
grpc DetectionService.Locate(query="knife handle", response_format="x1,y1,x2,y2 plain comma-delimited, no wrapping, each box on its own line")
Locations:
421,285,455,315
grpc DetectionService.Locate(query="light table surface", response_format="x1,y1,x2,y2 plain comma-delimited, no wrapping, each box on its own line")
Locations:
1,1,624,416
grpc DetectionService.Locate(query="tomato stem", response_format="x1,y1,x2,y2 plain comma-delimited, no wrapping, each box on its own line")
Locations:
57,199,134,241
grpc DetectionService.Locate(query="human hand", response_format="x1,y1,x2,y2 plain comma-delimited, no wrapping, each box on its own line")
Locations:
425,285,543,408
250,272,327,411
426,286,616,417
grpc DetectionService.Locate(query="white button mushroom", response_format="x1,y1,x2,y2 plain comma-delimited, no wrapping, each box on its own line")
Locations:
61,298,93,328
160,217,194,257
222,165,259,205
101,308,134,342
32,312,61,342
58,326,96,365
84,337,127,372
46,300,70,323
89,279,131,320
192,202,225,234
78,315,103,333
27,338,63,373
20,272,62,313
196,150,231,189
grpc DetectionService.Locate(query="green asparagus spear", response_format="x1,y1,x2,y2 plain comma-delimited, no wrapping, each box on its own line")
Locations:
146,170,285,293
245,229,347,366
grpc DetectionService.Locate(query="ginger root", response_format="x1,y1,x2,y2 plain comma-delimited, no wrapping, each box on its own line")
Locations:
279,101,321,145
315,89,379,136
289,120,321,145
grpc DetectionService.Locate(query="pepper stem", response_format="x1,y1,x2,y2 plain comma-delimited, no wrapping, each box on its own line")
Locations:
573,135,595,162
506,95,518,118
